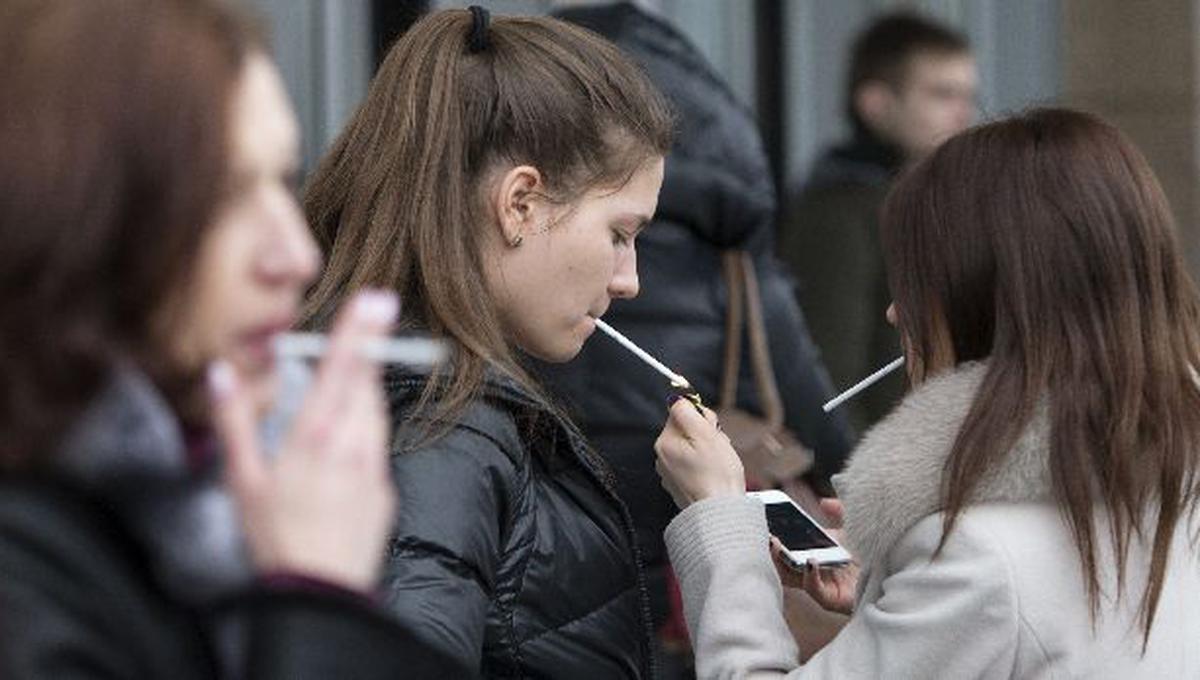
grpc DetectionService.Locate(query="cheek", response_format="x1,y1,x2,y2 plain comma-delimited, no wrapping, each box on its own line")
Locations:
187,230,259,351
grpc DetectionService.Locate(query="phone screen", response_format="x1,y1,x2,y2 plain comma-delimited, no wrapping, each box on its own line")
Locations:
765,502,836,550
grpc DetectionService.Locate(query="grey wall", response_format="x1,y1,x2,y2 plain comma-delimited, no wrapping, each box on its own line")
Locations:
242,0,371,172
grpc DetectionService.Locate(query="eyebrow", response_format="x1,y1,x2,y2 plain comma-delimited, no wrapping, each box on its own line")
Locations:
616,213,653,233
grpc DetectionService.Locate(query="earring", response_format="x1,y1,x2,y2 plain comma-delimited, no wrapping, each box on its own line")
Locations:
510,234,523,248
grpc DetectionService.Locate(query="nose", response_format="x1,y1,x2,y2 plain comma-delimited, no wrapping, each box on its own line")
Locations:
608,247,639,300
259,191,321,287
886,302,898,327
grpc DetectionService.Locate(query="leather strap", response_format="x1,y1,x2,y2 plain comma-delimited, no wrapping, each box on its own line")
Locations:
719,252,745,410
718,251,785,427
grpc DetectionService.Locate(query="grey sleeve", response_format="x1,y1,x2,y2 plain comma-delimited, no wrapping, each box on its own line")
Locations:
667,500,1019,680
665,495,801,679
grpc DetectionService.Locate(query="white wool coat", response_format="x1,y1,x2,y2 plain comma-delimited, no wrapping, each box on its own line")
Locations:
666,361,1200,679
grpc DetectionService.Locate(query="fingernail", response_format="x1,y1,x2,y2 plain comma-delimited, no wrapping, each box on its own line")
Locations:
207,360,236,401
666,394,683,407
355,289,399,324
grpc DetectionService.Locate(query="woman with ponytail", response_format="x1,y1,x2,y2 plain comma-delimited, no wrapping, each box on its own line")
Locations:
302,7,672,678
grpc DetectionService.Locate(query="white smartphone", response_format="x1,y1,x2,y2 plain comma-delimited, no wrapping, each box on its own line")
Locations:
748,489,852,568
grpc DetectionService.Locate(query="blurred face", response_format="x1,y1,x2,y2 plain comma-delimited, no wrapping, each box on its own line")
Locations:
876,52,977,159
169,53,319,401
487,156,665,362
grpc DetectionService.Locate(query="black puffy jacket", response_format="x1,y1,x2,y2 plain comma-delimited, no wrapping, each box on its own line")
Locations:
0,371,457,679
545,2,854,621
381,367,654,679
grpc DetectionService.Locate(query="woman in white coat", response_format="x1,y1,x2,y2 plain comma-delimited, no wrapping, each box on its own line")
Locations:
654,108,1200,679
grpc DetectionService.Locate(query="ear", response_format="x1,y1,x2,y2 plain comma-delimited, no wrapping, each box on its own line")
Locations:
491,165,544,247
854,80,895,132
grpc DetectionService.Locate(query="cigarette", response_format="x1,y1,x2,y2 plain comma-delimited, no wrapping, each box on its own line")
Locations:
822,356,906,413
593,319,692,391
273,332,448,366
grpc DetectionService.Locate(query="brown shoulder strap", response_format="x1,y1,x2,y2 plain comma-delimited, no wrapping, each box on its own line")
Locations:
719,251,745,410
740,252,785,428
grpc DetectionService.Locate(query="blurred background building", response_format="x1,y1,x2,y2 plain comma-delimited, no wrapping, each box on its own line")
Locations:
243,0,1200,275
244,0,1059,196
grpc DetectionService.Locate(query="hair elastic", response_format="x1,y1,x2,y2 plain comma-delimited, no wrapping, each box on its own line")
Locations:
467,5,491,53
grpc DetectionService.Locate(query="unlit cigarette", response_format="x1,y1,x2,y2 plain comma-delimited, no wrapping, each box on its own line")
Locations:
274,332,448,366
822,356,905,412
594,319,692,390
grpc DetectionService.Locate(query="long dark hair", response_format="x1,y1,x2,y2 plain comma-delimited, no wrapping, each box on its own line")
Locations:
0,0,262,467
301,9,673,431
882,108,1200,642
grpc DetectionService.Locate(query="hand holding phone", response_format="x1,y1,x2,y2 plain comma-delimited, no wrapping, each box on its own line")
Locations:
750,490,851,566
750,491,858,614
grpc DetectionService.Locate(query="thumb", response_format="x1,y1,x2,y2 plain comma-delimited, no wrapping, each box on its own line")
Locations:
819,498,845,529
668,398,718,437
208,361,265,501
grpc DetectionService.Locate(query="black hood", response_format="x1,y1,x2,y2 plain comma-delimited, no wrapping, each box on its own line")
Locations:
554,2,775,250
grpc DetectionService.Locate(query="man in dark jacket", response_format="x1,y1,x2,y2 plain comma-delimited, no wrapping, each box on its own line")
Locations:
545,0,854,643
779,12,976,434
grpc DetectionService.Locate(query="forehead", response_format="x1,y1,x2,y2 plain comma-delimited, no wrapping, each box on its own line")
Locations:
902,51,976,86
229,53,298,168
590,156,664,202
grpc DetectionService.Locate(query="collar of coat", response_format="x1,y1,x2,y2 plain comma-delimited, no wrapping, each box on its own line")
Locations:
53,367,252,604
831,360,1053,573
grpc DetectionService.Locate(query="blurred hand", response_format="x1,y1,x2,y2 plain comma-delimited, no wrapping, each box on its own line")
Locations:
210,290,398,592
771,498,858,615
654,399,745,509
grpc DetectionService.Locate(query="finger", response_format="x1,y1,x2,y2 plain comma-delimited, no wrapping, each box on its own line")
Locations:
819,498,845,528
769,537,793,572
667,399,719,439
301,290,397,437
323,367,380,464
361,377,392,476
805,559,830,597
208,361,265,500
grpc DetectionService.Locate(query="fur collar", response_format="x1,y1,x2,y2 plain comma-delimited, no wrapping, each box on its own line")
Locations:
832,361,1053,573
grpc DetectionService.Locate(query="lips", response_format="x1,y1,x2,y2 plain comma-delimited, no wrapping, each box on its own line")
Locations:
237,316,296,365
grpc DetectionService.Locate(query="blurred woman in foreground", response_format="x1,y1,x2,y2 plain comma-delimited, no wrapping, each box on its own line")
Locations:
0,1,455,676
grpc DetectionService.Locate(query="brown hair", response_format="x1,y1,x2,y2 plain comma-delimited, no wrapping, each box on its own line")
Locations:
301,9,672,430
0,0,262,467
882,108,1200,643
847,11,969,132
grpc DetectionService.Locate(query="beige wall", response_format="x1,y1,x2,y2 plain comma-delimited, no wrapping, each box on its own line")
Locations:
1062,0,1200,274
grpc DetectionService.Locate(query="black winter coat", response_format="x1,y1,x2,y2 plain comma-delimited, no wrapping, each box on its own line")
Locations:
381,367,654,679
0,371,458,679
545,2,854,620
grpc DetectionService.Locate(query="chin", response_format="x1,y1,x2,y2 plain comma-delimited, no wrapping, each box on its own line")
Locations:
522,338,584,364
535,347,582,364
